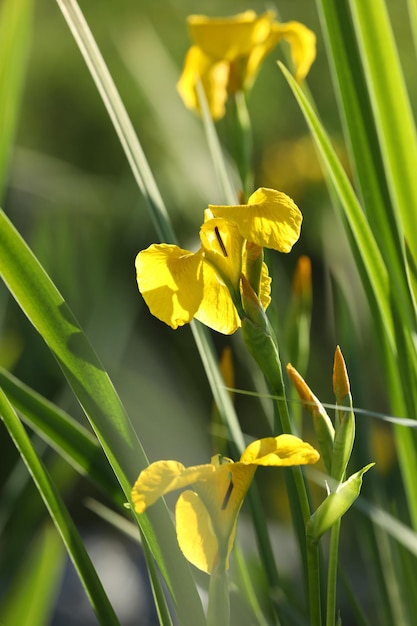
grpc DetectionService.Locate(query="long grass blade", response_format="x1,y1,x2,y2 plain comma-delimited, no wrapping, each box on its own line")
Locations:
316,0,415,330
0,209,206,626
0,0,33,200
0,524,65,626
0,366,122,504
278,63,394,350
0,387,120,625
55,0,175,244
54,0,245,453
348,0,417,272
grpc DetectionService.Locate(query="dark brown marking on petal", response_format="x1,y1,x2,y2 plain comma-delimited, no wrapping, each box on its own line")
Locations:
214,226,228,257
221,474,234,510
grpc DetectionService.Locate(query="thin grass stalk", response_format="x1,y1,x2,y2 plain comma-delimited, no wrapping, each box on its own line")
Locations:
196,79,238,205
56,0,176,244
230,91,254,201
407,0,417,59
233,543,273,626
338,567,371,626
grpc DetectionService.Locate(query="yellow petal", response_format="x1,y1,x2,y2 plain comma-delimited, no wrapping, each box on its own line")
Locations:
209,187,302,252
176,45,229,120
131,460,215,514
240,434,320,466
242,244,271,310
194,261,241,334
187,11,273,61
200,218,244,293
273,21,316,83
259,262,272,310
175,490,219,573
195,462,256,550
135,244,203,329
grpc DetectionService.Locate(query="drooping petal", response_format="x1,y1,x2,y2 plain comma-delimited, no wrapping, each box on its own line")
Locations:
240,434,320,466
195,461,256,551
176,45,229,120
187,11,274,61
273,21,316,83
135,244,203,329
194,261,241,334
175,490,219,573
209,187,302,252
200,217,244,294
131,460,215,514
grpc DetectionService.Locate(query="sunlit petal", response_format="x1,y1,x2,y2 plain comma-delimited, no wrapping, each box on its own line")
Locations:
200,218,244,292
176,45,229,120
176,490,219,573
259,262,272,310
242,243,271,310
273,21,316,83
132,460,215,514
209,187,302,252
194,261,241,334
195,463,256,549
136,244,203,329
240,434,320,466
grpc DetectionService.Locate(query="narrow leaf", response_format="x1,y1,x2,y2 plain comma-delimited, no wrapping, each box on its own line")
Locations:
0,209,205,626
0,388,120,625
0,525,65,626
0,367,122,505
307,463,375,544
0,0,33,199
278,62,394,351
349,0,417,269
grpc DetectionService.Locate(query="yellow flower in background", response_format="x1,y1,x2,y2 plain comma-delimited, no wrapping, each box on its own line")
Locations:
132,434,319,573
135,188,302,334
177,11,316,120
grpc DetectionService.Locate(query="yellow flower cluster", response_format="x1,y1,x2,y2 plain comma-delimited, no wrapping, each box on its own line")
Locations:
177,11,316,119
132,434,319,573
136,188,302,334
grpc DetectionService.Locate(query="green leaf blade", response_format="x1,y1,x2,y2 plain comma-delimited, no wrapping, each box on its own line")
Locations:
0,209,205,626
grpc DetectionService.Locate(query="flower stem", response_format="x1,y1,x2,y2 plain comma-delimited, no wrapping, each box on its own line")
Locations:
241,314,322,625
326,519,341,626
207,561,230,626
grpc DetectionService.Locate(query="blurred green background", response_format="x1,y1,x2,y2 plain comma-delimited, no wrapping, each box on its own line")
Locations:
0,0,414,623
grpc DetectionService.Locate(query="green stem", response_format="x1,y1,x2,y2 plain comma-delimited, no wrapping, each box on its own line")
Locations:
307,539,323,626
231,90,254,200
326,519,341,626
207,561,230,626
241,315,322,625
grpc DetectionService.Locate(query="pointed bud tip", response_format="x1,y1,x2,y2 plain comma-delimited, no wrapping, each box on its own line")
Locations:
333,345,350,401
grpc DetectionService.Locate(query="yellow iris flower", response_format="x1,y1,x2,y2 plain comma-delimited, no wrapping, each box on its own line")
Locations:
177,10,316,120
132,434,319,573
136,188,302,334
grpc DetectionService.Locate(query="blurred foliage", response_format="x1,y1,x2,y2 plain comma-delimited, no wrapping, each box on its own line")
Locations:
1,0,416,623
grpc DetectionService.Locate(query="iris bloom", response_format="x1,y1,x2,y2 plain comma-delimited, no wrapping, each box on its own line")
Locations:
177,10,316,119
132,434,319,573
136,188,302,334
